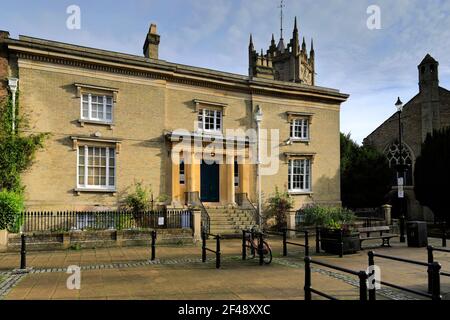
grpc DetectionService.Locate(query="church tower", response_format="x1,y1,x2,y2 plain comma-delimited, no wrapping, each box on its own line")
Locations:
418,54,440,141
248,16,315,85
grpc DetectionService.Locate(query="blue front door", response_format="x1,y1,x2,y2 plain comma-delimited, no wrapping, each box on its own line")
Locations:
201,161,220,202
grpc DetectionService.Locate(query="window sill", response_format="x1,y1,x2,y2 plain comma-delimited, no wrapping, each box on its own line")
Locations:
197,130,223,136
289,138,310,144
288,191,313,196
74,188,117,196
78,119,114,129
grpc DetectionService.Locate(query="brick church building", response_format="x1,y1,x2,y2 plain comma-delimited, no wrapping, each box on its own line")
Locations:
364,54,450,222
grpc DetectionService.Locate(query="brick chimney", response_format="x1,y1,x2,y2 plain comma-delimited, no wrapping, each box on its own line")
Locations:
0,31,10,100
143,24,160,59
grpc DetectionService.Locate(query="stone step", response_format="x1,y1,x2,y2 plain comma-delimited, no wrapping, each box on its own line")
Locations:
207,209,254,214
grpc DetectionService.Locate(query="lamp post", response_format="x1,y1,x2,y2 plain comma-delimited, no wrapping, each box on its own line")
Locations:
8,78,19,133
254,106,263,227
395,97,406,243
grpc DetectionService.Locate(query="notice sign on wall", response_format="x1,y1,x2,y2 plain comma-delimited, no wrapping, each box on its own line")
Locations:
158,217,165,226
397,177,404,198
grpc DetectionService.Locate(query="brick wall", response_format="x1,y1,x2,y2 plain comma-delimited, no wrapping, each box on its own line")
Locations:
0,31,10,102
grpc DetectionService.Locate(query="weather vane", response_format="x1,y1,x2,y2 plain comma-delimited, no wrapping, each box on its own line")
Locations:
278,0,285,39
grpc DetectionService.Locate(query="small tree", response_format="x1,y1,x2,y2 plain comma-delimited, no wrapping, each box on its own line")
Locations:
341,133,392,209
414,128,450,223
264,187,294,230
123,181,153,213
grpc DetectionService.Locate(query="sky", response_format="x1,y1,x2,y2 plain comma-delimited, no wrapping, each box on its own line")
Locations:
1,0,450,144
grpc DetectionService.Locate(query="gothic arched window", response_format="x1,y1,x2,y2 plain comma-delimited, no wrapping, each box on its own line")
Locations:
385,142,413,186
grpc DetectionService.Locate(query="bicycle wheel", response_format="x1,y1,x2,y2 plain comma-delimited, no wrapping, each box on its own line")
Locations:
262,241,272,264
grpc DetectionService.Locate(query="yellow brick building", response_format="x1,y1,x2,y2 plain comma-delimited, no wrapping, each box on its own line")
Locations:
0,22,348,231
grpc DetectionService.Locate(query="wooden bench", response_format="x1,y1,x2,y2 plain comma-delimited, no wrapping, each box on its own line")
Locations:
358,226,398,248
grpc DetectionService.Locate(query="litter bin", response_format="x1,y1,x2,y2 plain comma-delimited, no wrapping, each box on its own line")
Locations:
406,221,428,247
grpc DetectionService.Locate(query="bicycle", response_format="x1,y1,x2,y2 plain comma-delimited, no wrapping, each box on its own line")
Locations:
245,228,272,264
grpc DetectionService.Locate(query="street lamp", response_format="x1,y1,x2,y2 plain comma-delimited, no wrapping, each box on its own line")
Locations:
8,78,19,133
254,106,263,227
395,97,406,243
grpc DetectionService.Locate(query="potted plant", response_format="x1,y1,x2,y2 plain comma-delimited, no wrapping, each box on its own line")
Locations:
301,205,360,255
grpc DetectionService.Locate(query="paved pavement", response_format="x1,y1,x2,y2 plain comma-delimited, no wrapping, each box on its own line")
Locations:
0,236,449,300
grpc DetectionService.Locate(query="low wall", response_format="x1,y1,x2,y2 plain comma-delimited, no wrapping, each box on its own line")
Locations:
0,229,8,252
6,229,193,252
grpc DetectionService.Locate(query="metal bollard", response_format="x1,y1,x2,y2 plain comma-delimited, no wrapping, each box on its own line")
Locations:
399,215,406,243
442,223,447,248
339,229,344,258
368,251,376,301
258,232,264,266
427,246,434,293
304,256,312,301
242,230,247,260
215,235,221,269
201,232,206,263
431,262,442,301
151,230,156,261
315,226,320,254
358,271,368,301
305,230,309,257
282,229,287,257
20,233,26,270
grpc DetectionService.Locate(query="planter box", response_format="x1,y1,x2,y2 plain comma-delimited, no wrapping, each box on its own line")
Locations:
320,228,360,255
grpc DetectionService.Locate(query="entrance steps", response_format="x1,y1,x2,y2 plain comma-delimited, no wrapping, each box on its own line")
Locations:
206,207,256,236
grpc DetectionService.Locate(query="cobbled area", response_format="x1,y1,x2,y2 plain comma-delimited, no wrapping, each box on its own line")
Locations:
0,272,26,300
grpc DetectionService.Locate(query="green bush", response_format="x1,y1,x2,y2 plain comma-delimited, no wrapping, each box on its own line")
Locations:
0,189,24,232
264,187,294,230
300,205,356,230
123,181,152,213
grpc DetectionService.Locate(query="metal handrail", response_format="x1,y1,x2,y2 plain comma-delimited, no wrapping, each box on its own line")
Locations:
427,246,450,279
368,250,442,300
304,256,368,301
372,252,429,267
242,192,258,226
201,231,221,269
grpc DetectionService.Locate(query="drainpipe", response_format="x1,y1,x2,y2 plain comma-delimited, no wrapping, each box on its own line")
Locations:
8,78,19,133
254,106,263,227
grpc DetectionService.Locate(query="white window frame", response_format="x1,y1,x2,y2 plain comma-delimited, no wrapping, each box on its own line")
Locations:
288,159,311,193
290,118,309,141
77,145,116,191
81,94,113,123
197,108,222,133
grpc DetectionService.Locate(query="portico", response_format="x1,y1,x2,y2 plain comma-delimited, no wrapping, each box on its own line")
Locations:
168,132,254,207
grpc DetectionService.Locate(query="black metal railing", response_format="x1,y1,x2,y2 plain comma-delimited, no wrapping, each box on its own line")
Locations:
427,245,450,289
201,231,221,269
21,210,192,232
368,251,441,300
304,256,368,301
264,228,309,257
151,230,157,261
185,191,210,234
